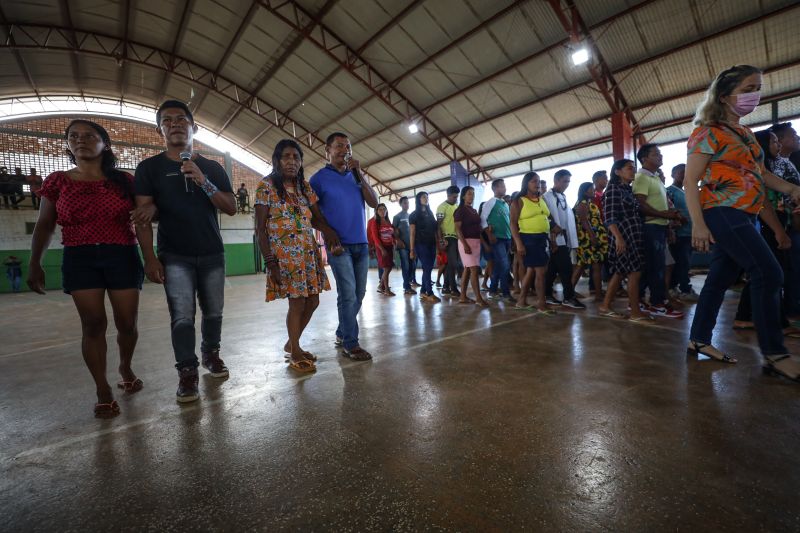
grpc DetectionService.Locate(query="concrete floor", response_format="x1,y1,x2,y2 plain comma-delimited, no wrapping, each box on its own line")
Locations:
1,270,799,531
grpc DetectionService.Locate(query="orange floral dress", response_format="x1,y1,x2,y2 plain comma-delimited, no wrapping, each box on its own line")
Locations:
254,178,330,301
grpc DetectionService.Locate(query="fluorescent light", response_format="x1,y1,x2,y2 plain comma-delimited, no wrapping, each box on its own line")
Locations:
408,122,419,134
571,48,589,65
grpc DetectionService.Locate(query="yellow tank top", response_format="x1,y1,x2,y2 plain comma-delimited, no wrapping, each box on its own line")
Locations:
518,196,550,234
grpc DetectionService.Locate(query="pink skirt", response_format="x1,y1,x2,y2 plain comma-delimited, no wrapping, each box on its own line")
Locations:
458,238,481,267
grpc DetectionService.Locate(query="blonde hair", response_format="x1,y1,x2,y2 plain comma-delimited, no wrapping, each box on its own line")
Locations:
693,65,762,126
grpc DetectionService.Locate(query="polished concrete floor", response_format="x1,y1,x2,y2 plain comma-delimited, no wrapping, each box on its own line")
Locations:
1,270,799,531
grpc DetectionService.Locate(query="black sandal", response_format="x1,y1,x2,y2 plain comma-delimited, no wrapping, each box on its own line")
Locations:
343,346,372,361
687,341,737,364
763,355,800,381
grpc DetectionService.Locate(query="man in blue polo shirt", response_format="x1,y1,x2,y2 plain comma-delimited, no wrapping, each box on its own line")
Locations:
310,132,379,360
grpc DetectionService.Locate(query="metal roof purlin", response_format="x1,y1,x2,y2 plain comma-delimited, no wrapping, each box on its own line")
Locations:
118,0,132,102
216,0,341,136
0,6,40,99
280,0,427,124
257,0,494,183
58,0,84,99
0,22,398,198
154,0,196,106
355,0,659,149
364,3,794,171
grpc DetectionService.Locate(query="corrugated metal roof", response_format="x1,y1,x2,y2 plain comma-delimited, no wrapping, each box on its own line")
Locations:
0,0,797,198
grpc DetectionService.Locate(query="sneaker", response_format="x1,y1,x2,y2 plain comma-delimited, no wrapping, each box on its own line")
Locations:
428,294,441,303
563,298,587,310
404,288,417,295
176,366,199,403
411,281,420,288
201,349,229,378
546,297,563,306
335,336,343,346
648,305,684,319
680,289,699,302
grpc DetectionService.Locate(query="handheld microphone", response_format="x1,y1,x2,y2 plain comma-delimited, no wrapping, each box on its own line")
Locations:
180,151,192,192
344,153,361,184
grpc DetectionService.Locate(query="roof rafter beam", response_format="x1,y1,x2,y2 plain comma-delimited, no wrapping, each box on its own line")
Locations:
314,0,527,136
0,22,398,198
0,6,39,98
258,0,493,183
154,0,195,105
362,3,795,170
216,0,340,135
58,0,84,99
281,0,426,120
385,60,800,192
354,0,658,147
547,0,643,141
191,0,261,114
118,0,133,102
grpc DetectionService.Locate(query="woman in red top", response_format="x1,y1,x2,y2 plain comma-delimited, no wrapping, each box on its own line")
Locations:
368,203,396,296
28,120,154,418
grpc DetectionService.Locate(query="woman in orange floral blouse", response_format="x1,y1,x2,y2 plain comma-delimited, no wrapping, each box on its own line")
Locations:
685,65,800,382
255,139,340,373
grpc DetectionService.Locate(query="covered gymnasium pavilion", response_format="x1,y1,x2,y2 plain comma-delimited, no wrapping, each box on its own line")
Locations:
1,0,800,529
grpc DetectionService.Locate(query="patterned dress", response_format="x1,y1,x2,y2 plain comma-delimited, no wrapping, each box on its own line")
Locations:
254,177,330,301
574,199,609,265
603,182,644,275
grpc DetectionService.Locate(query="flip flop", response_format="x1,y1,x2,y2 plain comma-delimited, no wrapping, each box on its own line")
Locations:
783,327,800,338
536,309,555,316
94,400,120,419
599,310,624,318
628,316,655,324
116,378,144,394
514,304,534,310
284,350,318,362
288,359,316,374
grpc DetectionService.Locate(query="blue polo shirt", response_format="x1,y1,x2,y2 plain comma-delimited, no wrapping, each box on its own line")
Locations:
309,164,367,245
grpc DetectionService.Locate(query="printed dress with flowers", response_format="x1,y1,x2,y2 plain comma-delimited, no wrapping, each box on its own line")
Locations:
255,178,330,301
574,199,609,265
687,122,765,214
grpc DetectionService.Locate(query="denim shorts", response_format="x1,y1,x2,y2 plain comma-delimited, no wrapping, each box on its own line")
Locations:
521,233,549,268
62,244,144,294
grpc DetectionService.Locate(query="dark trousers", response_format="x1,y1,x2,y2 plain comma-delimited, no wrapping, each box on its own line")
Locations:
161,252,226,369
690,207,786,356
444,237,459,291
640,224,667,306
415,243,436,295
489,238,511,296
398,247,412,290
669,235,693,293
545,245,575,300
735,223,790,327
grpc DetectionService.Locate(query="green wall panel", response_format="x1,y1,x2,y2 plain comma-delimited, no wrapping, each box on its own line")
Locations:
0,243,257,293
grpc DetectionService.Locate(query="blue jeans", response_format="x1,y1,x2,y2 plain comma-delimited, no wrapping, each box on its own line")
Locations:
398,247,412,290
6,271,21,292
415,243,436,295
640,224,667,306
669,235,693,293
490,237,511,296
327,243,369,350
161,252,226,369
690,207,786,356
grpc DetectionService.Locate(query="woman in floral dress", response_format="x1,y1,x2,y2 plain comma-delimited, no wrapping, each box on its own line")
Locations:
254,139,340,373
572,182,609,301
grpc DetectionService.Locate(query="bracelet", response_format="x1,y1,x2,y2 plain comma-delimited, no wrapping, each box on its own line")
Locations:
199,178,218,198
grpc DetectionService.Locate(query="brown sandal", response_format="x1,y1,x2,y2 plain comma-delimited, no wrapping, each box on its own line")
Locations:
117,378,144,393
94,400,121,419
288,359,316,373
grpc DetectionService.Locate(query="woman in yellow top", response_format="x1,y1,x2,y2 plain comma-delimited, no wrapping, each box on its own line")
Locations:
511,172,554,313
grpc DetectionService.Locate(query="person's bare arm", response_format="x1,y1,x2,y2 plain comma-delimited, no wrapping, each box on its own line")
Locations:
27,197,57,294
759,201,791,249
684,153,714,252
510,199,525,255
255,204,281,287
309,203,341,250
134,195,164,284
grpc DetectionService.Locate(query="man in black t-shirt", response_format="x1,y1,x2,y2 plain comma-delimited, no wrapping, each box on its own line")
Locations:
134,99,237,403
236,183,249,213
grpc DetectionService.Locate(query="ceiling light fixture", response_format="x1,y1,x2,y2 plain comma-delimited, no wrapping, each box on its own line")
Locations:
408,122,419,134
571,47,589,66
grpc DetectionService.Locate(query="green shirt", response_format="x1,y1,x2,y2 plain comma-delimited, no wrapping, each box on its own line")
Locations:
481,197,511,239
633,170,669,225
436,201,458,238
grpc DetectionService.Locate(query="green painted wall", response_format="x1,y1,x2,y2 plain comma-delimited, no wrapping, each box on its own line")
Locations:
0,243,258,293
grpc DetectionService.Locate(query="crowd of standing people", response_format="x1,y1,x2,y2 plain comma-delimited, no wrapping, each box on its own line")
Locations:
0,166,42,209
18,64,800,419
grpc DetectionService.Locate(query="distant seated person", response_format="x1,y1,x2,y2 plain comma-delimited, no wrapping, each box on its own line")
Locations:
237,183,250,213
9,167,25,209
4,255,22,293
0,166,23,209
27,167,42,209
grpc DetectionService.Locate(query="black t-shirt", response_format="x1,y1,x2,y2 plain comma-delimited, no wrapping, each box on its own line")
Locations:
134,153,233,256
409,208,437,245
454,205,482,239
